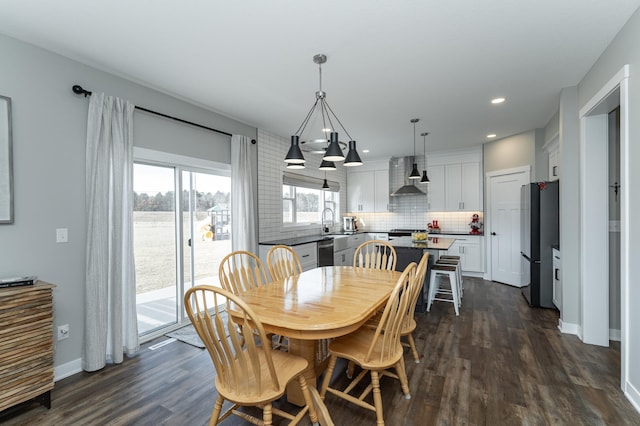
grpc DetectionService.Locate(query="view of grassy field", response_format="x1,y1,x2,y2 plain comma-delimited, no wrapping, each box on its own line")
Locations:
133,211,231,294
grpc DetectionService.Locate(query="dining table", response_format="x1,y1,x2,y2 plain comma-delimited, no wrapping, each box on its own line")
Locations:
235,265,402,406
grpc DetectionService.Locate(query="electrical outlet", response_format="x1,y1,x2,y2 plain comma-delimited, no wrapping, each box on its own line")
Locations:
57,324,69,341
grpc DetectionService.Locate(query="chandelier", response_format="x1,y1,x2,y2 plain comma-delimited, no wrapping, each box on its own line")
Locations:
284,54,362,169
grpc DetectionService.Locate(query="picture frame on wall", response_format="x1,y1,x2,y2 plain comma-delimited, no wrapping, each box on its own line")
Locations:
0,95,14,224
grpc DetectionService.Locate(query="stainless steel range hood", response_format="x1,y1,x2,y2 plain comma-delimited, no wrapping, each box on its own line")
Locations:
389,156,426,196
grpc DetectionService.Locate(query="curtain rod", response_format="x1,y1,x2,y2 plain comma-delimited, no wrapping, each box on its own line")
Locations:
72,85,256,143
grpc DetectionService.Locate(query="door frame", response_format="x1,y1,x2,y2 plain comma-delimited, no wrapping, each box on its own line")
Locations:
485,165,531,282
578,65,629,389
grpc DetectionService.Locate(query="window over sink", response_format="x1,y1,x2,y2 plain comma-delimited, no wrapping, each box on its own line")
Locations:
282,172,339,226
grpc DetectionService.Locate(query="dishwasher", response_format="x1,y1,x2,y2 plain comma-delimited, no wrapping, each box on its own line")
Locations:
317,238,335,266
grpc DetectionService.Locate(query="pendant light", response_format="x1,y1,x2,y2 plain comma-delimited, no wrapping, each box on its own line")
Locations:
408,118,421,179
322,172,330,190
285,54,363,167
344,140,363,167
319,159,336,171
420,132,430,184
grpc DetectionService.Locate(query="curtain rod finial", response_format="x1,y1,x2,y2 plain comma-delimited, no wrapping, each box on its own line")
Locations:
72,85,91,97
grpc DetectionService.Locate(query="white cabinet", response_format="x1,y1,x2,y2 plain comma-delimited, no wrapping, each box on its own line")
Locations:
426,164,445,211
294,242,319,271
552,248,561,310
548,148,560,181
348,169,389,213
440,235,484,274
444,162,481,211
544,135,560,181
259,242,318,278
347,171,373,213
374,170,390,212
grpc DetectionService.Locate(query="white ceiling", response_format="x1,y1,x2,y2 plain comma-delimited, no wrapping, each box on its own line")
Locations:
1,1,639,160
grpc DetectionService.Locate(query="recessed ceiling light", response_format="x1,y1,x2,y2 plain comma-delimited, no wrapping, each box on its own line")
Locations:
362,149,370,153
487,134,497,138
491,97,506,104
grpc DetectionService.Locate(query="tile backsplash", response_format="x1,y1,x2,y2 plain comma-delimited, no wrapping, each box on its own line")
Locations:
354,211,484,234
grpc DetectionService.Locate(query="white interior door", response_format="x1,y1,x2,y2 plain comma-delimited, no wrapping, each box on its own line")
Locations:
488,168,529,286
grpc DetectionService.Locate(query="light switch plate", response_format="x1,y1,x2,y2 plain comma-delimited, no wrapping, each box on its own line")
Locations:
56,228,69,243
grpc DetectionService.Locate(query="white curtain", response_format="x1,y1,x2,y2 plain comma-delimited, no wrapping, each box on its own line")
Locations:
83,93,139,372
231,135,258,253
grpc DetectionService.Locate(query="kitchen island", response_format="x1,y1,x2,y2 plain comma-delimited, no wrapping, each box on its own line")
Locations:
386,236,456,312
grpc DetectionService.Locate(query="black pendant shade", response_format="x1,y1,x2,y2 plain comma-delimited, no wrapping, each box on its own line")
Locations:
322,178,330,190
344,140,363,167
285,135,305,165
319,159,336,171
409,163,421,179
420,131,429,183
323,132,345,161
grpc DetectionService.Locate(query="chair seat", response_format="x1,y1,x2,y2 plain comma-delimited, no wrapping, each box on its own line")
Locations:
216,348,308,405
329,327,404,370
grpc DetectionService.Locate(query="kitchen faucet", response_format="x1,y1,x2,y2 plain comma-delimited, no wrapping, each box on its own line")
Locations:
321,207,334,235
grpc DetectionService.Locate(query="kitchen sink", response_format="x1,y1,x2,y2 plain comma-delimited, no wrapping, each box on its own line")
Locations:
331,235,350,251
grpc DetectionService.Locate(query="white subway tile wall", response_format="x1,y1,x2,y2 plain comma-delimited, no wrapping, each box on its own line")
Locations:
354,211,484,235
257,129,347,242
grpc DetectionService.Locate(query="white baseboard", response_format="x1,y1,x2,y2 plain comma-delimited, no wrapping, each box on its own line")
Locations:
558,319,581,336
54,358,82,382
610,328,621,342
625,380,640,415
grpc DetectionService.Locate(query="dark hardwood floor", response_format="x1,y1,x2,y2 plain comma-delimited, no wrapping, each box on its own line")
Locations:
3,278,639,425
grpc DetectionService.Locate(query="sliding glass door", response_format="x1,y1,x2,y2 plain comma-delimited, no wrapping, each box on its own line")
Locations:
133,162,231,337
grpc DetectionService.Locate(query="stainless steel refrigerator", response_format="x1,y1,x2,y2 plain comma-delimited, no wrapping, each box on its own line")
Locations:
520,181,559,308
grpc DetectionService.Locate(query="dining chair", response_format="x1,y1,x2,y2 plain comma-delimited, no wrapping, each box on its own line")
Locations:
184,285,319,426
353,239,397,271
402,251,429,363
309,386,335,426
266,244,303,281
218,250,269,294
219,251,286,349
360,251,429,365
320,262,418,426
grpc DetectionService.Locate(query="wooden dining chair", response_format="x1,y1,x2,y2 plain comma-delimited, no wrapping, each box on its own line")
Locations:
402,251,429,363
320,262,417,426
353,239,397,270
218,250,269,294
219,251,286,349
184,285,319,426
357,252,429,368
266,244,303,281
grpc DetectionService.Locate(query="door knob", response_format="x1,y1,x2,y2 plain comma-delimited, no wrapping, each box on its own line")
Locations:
491,232,497,236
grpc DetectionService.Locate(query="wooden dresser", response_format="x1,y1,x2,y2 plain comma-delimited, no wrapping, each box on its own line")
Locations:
0,281,56,413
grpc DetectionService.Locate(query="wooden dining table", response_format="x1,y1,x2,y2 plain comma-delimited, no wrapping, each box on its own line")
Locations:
236,265,402,405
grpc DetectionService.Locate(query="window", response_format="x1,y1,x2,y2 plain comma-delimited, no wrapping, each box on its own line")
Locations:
282,172,340,226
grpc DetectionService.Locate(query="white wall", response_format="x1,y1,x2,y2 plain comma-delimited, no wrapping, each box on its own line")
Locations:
483,130,537,178
575,6,640,405
0,33,255,372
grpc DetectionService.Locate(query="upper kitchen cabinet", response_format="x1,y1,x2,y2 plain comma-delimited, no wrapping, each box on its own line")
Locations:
426,164,445,211
444,162,481,211
544,133,560,181
427,148,483,212
347,160,389,213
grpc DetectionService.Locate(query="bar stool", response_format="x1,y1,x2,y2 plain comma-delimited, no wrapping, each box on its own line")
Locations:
427,264,460,316
435,257,463,301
